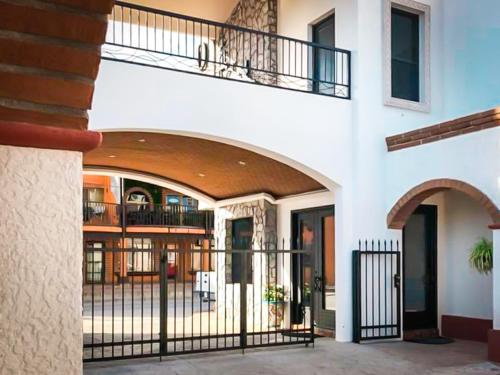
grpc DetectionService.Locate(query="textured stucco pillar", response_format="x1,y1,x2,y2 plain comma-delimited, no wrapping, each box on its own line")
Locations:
489,229,500,362
0,145,83,374
493,230,500,330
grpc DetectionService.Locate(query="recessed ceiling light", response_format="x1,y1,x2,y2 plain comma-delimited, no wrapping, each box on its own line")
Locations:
238,161,247,166
108,155,117,158
197,173,206,177
138,139,146,143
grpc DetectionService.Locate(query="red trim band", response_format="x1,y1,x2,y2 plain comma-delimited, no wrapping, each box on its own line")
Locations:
489,223,500,230
0,121,102,152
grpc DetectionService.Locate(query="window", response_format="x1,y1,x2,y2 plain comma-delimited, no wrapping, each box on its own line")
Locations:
230,218,253,284
391,8,419,101
384,0,430,111
126,238,156,273
182,196,198,208
83,187,104,202
86,242,104,283
166,195,180,205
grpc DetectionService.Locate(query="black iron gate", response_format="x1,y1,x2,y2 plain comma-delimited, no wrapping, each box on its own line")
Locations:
83,240,314,361
352,240,401,342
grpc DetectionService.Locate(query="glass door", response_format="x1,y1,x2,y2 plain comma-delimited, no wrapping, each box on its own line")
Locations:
292,206,335,330
313,14,335,94
403,205,437,331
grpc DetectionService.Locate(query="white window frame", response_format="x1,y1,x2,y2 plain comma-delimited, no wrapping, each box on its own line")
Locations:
383,0,430,112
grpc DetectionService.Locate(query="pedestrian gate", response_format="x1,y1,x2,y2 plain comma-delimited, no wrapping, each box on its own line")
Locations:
352,240,401,342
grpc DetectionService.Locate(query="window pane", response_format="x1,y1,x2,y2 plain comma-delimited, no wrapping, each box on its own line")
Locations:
322,215,335,311
167,195,180,205
391,8,420,101
126,238,154,272
313,15,335,95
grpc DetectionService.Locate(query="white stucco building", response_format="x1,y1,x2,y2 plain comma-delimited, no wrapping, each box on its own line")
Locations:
1,0,500,373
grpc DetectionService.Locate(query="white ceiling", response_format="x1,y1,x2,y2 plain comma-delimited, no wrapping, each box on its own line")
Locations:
129,0,240,22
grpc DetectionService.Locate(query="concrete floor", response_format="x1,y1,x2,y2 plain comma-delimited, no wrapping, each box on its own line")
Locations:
84,338,500,375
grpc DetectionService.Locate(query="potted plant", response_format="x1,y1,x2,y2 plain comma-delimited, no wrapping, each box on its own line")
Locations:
263,285,287,328
469,238,493,275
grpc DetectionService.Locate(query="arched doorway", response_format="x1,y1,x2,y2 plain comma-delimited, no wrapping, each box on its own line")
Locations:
387,179,500,346
387,178,500,229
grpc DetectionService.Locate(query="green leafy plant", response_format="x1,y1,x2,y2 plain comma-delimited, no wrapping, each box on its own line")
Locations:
469,238,493,275
263,284,287,303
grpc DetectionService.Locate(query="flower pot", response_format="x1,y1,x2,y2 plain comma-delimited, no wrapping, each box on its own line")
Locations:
266,301,285,328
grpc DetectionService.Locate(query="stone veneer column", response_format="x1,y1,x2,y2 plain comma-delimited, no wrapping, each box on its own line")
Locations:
489,228,500,363
0,145,83,374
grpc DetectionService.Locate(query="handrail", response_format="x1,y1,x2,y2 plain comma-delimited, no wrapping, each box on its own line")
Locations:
83,201,214,230
105,1,351,98
114,1,350,54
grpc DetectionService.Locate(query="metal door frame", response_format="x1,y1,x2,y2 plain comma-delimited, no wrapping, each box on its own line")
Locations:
353,240,401,342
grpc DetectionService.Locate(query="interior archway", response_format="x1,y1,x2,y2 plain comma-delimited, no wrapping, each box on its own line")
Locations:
83,130,336,202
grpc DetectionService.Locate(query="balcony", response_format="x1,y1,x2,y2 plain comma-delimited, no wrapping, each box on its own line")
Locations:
103,1,351,98
83,201,214,231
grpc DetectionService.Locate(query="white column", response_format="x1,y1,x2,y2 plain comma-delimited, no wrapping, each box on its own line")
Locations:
335,187,354,342
493,229,500,330
0,145,83,375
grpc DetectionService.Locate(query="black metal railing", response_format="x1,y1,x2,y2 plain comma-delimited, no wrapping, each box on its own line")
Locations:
103,1,351,98
125,203,213,230
83,238,314,361
83,201,122,226
83,201,214,230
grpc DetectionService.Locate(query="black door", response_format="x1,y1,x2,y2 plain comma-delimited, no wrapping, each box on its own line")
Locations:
292,206,335,330
403,205,437,331
231,218,253,284
313,14,335,94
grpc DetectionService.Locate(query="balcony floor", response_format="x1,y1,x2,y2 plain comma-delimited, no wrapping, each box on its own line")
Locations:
83,338,498,374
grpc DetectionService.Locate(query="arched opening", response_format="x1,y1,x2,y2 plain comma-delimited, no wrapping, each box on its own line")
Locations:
387,179,500,347
83,130,336,200
81,129,344,357
387,178,500,229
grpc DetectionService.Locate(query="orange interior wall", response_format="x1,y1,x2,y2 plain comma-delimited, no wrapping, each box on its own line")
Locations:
83,175,118,204
323,215,335,286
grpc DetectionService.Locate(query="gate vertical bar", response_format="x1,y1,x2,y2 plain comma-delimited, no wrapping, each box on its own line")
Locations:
352,249,361,343
240,248,248,351
396,242,401,338
310,246,315,346
159,249,167,356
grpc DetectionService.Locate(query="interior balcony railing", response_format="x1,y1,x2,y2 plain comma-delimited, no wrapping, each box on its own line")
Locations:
83,201,214,231
104,1,351,98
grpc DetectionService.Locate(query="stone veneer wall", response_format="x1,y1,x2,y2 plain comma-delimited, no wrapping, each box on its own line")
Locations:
214,199,278,325
0,145,83,375
222,0,278,84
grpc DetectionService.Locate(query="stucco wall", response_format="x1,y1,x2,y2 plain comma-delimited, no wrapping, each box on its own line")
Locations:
424,191,493,324
0,145,83,375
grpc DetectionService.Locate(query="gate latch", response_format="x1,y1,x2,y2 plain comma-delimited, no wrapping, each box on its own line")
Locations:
393,274,401,288
314,275,323,292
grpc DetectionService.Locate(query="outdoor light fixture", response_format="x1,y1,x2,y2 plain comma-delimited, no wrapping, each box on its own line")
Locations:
238,161,247,166
197,173,206,177
138,139,146,142
108,155,117,158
